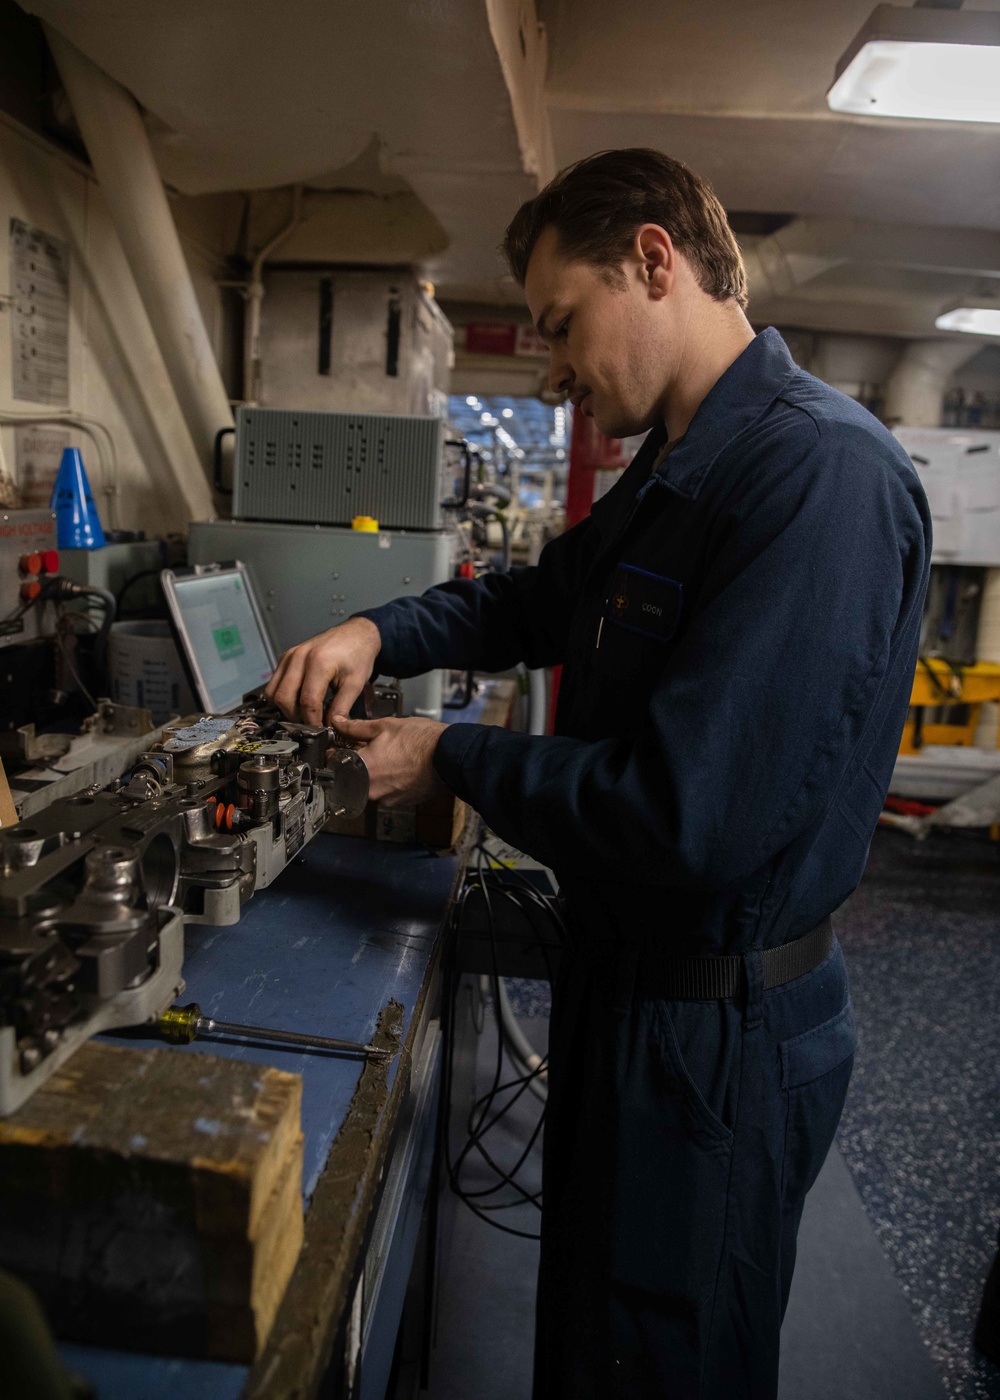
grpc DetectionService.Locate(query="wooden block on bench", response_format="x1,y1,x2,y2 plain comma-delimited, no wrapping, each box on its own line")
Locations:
0,1040,304,1362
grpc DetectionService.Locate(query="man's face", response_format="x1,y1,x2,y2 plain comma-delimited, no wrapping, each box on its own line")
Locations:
524,225,669,439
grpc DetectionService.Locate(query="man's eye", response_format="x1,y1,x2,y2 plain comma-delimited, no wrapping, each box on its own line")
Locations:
556,318,570,339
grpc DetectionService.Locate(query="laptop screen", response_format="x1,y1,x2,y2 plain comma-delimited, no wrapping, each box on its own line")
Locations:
166,566,275,712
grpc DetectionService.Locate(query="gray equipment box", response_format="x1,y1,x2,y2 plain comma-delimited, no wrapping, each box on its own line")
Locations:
233,407,451,531
59,539,166,612
187,519,456,719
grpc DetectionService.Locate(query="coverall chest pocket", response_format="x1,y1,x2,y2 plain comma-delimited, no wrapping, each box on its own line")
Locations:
592,563,683,686
779,1001,857,1208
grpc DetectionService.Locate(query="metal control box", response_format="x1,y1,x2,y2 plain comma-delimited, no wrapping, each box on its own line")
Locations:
0,508,58,648
187,519,456,719
233,408,450,531
59,539,166,611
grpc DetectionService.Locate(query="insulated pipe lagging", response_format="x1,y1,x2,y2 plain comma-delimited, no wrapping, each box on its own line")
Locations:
44,27,232,491
244,186,304,405
883,339,985,428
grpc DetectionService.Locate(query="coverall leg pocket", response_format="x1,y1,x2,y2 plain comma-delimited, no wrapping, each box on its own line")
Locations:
609,1000,736,1398
777,1000,858,1312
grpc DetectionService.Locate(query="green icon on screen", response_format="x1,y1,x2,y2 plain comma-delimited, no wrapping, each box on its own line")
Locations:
213,623,244,660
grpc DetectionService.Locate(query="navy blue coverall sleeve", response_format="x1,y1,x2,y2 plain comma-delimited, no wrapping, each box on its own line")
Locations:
364,424,927,892
356,517,600,675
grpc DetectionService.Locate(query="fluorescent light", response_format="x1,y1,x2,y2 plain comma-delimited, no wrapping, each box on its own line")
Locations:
828,5,1000,123
935,301,1000,336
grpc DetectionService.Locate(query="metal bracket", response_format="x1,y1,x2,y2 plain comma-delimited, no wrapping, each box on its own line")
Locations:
82,699,157,738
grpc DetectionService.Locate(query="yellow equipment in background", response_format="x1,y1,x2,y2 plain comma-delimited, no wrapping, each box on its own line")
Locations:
900,659,1000,754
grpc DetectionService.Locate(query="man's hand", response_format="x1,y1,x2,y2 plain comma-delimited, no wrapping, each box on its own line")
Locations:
264,616,381,725
332,715,448,807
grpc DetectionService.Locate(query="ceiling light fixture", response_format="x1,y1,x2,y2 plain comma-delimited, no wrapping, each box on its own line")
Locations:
935,298,1000,335
827,4,1000,123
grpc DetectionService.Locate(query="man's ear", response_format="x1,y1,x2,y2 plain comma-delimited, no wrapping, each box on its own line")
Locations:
635,224,675,300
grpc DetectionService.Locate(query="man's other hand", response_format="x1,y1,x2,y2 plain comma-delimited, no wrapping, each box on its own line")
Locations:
332,715,448,807
264,616,382,725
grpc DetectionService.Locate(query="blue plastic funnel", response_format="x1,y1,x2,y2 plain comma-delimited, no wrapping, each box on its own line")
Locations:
49,446,106,549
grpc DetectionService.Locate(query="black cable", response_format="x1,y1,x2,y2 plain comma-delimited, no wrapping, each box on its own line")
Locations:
214,425,235,496
491,884,560,989
480,856,565,935
468,855,561,1110
74,584,115,669
53,608,97,708
33,577,116,676
445,856,540,1187
0,588,41,627
445,873,513,1200
456,1062,547,1204
440,848,554,1238
115,568,163,614
474,840,565,982
469,850,508,1142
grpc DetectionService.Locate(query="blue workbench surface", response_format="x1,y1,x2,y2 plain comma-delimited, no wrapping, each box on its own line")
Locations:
59,828,465,1399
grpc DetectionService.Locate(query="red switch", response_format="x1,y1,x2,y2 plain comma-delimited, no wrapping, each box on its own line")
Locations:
18,552,42,575
40,550,59,574
20,580,42,601
459,561,475,579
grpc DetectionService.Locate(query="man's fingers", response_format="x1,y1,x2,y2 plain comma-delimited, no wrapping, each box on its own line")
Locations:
331,715,385,742
298,667,334,725
264,622,380,725
263,647,291,701
325,676,366,727
270,649,306,718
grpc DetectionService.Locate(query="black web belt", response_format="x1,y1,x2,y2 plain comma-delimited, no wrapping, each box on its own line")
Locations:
610,916,834,1006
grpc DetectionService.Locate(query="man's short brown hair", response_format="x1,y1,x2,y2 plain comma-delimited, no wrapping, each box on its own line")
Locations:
502,148,748,310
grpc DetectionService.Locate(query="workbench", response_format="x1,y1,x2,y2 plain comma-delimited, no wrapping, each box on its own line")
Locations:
53,816,471,1399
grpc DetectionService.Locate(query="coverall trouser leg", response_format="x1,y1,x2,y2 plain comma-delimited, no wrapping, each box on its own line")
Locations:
532,942,856,1400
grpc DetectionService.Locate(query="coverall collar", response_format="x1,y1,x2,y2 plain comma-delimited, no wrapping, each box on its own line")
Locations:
652,326,798,500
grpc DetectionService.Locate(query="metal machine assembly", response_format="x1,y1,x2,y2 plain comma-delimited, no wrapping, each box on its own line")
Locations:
0,694,373,1115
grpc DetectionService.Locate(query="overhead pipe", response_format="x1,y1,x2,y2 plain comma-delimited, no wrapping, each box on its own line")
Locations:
43,27,233,490
883,338,985,427
243,186,304,406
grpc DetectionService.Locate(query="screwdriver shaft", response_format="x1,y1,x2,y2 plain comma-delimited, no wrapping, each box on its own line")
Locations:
198,1014,389,1058
157,1002,391,1058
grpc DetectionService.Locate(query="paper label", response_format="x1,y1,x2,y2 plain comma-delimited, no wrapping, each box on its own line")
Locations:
10,219,70,405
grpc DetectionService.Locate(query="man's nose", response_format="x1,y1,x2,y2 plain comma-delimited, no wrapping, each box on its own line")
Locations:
548,350,572,398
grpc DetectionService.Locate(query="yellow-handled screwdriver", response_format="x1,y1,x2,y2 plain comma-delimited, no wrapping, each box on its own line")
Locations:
157,1003,391,1060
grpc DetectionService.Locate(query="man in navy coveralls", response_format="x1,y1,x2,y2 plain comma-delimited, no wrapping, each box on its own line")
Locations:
267,149,931,1399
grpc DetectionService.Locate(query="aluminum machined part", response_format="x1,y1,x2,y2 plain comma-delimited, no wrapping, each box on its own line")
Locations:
0,911,185,1117
9,701,166,820
0,693,380,1111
